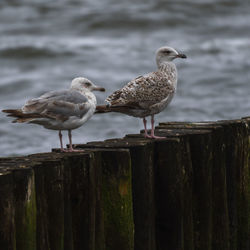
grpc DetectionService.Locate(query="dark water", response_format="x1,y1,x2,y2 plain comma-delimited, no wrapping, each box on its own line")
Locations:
0,0,249,156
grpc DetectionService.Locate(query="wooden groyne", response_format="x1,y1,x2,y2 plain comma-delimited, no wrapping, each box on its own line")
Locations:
0,117,249,250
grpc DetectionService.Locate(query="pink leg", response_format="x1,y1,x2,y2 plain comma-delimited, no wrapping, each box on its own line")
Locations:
58,130,65,152
59,130,73,152
68,130,73,151
143,117,151,138
58,130,85,152
66,130,85,152
150,115,166,139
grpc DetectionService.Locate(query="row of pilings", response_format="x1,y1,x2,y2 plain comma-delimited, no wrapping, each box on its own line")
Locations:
0,117,249,250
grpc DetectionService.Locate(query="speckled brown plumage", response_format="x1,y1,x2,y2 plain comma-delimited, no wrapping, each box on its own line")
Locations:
96,46,187,138
105,62,177,118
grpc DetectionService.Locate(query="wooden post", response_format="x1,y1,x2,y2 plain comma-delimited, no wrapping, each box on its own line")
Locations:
13,167,37,250
30,155,64,250
125,134,194,250
157,123,230,250
99,149,133,250
0,171,15,250
158,118,250,250
59,152,97,250
0,117,249,250
150,128,213,250
154,138,185,250
77,139,155,250
218,120,249,250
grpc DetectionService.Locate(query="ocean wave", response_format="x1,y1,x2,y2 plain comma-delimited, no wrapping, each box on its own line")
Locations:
0,45,74,58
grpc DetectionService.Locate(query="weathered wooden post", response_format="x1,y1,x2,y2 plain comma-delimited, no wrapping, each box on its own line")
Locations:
218,120,249,250
0,117,249,250
146,128,214,250
13,167,37,250
157,118,250,250
97,149,133,250
29,155,64,250
77,138,156,250
62,152,99,250
0,171,15,250
153,138,187,250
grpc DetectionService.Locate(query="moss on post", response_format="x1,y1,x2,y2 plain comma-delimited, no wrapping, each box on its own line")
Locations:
78,139,156,250
13,167,37,250
99,149,134,250
0,117,249,250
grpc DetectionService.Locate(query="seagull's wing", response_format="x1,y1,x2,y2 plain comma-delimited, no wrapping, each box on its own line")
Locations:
22,90,91,121
106,71,175,108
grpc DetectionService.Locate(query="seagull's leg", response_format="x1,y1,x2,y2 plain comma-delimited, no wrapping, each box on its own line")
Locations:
68,129,73,151
58,130,65,152
143,117,151,138
150,115,166,139
67,129,85,152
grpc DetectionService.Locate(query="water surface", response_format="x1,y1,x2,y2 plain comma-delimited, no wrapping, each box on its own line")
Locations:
0,0,249,156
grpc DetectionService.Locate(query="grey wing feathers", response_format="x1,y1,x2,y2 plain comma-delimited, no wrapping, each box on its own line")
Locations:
22,90,90,120
28,90,88,105
45,100,90,120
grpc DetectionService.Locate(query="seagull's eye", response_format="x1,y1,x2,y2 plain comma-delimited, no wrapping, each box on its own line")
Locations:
163,50,171,54
84,82,91,87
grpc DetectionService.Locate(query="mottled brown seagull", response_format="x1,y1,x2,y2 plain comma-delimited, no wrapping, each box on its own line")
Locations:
96,46,186,139
2,77,105,152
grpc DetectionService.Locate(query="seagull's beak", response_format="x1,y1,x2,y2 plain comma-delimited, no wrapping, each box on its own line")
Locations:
176,53,187,59
93,86,106,92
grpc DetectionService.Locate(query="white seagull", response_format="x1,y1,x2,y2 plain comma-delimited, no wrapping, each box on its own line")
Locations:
96,46,186,139
2,77,105,152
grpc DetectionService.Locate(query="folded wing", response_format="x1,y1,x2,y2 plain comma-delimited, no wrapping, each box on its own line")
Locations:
106,71,175,109
4,90,91,123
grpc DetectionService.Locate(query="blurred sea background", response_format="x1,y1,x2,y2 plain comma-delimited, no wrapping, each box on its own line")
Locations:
0,0,249,156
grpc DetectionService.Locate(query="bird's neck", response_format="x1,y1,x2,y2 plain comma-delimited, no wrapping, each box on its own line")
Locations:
73,87,97,105
83,91,97,105
158,61,176,72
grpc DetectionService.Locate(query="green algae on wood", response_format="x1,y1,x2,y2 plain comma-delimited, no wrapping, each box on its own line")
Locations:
0,117,250,250
100,149,134,250
13,168,37,250
78,139,157,250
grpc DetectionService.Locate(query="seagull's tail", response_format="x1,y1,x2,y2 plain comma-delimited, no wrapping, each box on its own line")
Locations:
95,105,112,114
95,104,136,114
2,109,36,123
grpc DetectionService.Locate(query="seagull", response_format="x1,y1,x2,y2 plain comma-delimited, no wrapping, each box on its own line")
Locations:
96,46,187,139
2,77,105,152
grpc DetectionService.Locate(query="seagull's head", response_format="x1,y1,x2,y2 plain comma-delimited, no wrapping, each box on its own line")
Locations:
71,77,105,92
156,46,187,67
